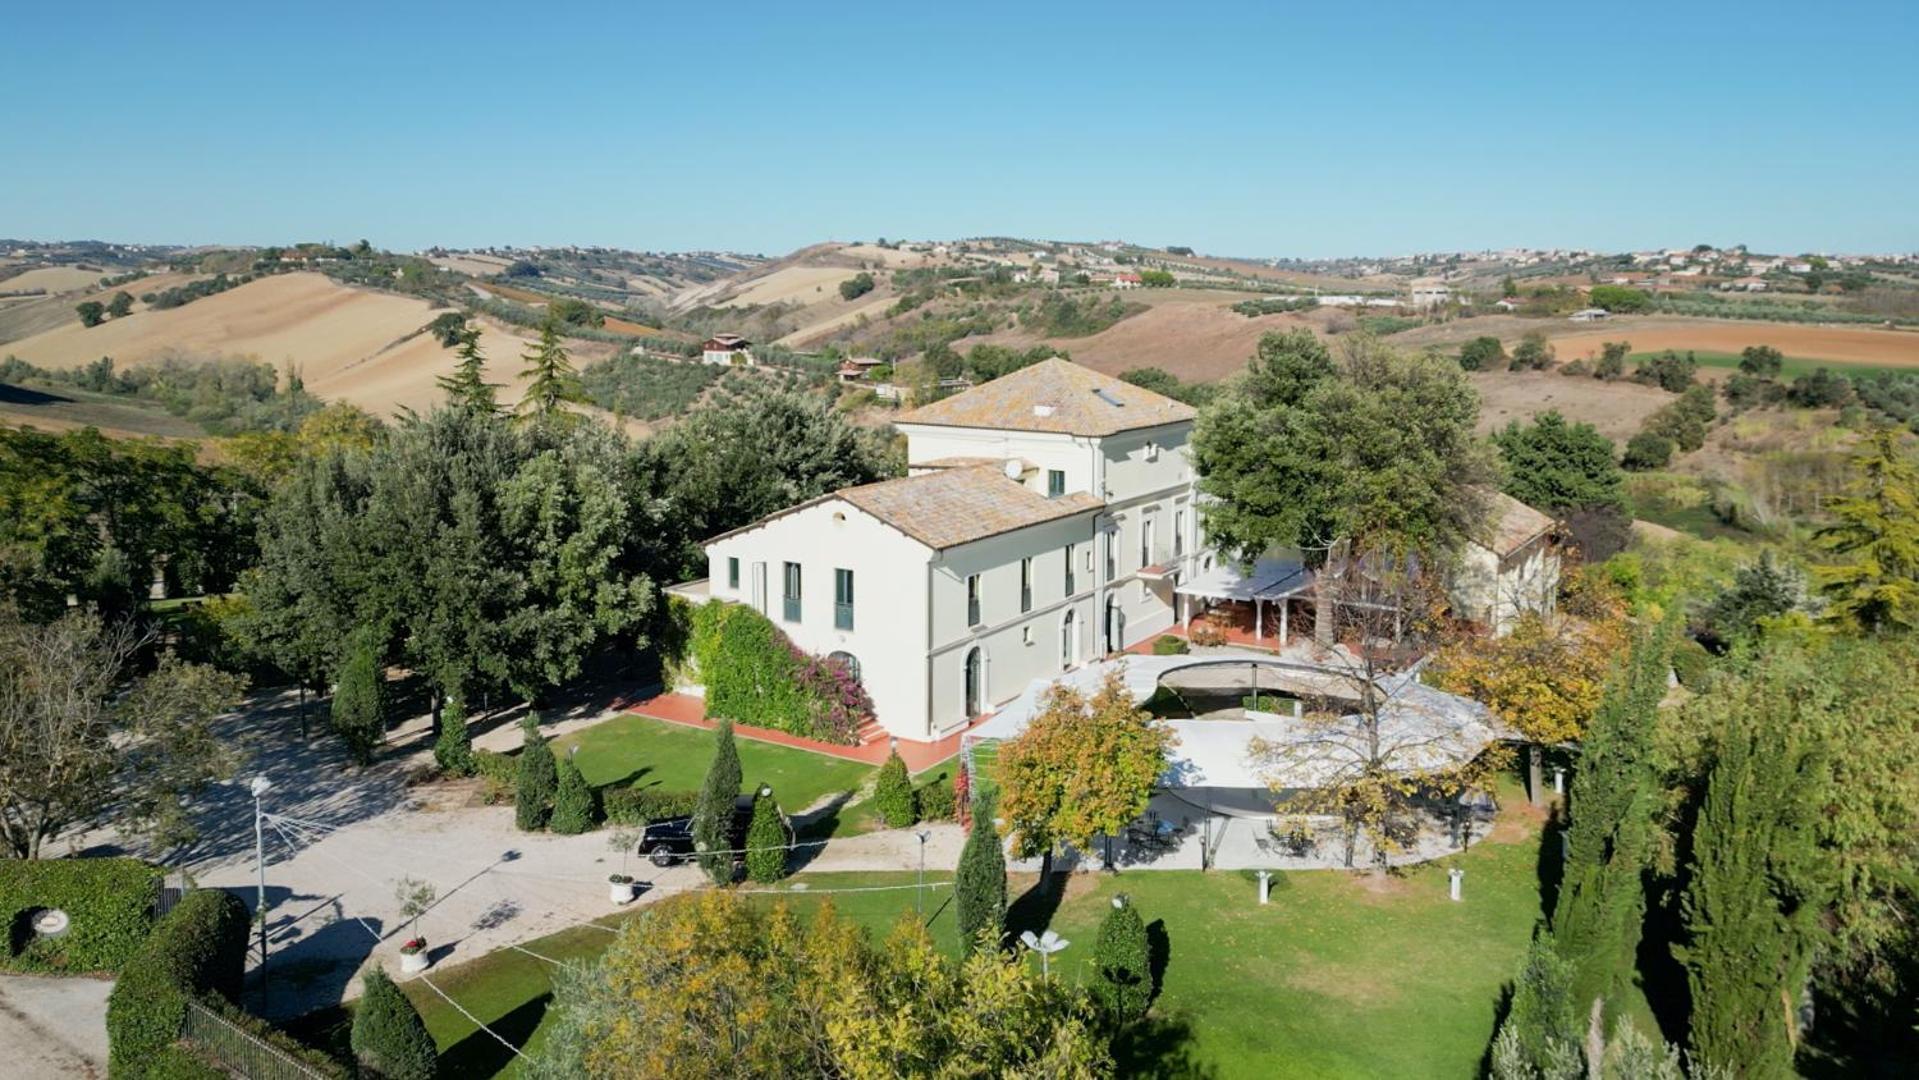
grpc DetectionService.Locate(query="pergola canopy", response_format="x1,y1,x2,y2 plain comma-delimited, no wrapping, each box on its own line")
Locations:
1174,556,1315,603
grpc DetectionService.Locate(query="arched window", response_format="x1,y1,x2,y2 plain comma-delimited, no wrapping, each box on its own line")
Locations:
827,651,861,685
1104,596,1125,654
963,647,982,719
1060,609,1078,670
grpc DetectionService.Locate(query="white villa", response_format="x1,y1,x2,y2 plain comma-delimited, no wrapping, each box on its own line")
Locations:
671,360,1211,743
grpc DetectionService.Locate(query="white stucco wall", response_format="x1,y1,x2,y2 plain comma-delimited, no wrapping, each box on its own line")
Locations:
704,500,933,739
1451,537,1561,635
897,425,1097,498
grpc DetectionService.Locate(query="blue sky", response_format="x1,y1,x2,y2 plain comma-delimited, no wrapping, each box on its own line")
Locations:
2,1,1913,257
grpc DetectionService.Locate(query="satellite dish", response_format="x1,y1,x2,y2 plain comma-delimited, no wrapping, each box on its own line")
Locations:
1003,460,1022,479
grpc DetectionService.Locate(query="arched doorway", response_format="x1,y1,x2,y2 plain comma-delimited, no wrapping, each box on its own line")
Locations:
1060,609,1078,670
1104,596,1125,654
963,647,983,718
827,651,861,685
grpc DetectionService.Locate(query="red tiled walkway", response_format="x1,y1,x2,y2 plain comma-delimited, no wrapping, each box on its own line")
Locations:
613,690,988,773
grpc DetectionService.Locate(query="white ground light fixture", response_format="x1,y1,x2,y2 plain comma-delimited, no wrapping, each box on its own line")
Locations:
1019,929,1069,980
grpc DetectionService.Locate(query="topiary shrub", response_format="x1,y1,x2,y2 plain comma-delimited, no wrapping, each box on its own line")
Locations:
692,720,742,884
914,774,957,821
1150,635,1189,656
873,750,916,828
106,887,249,1075
0,857,160,973
350,966,438,1080
955,791,1006,956
433,695,474,777
604,786,700,826
744,792,787,884
1093,893,1152,1023
515,715,557,832
550,756,597,835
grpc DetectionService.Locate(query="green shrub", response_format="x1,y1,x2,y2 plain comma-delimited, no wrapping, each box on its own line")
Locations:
331,627,386,765
956,792,1007,956
515,715,557,831
693,721,742,884
603,786,700,826
433,696,474,777
188,995,347,1078
744,792,787,884
0,857,160,973
350,967,438,1080
686,602,872,743
1671,636,1714,690
471,749,515,804
914,775,958,821
874,750,916,828
106,888,249,1076
1150,635,1189,656
550,756,597,835
1622,432,1674,471
1458,335,1505,372
1094,894,1152,1022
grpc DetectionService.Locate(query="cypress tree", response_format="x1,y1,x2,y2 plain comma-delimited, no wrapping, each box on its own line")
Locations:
745,790,787,883
692,719,742,883
549,754,596,835
955,791,1007,956
350,966,438,1080
436,326,502,415
1488,932,1582,1079
1093,893,1152,1023
874,749,916,828
515,714,557,831
432,693,474,777
1681,689,1828,1076
332,626,386,766
1552,619,1673,1020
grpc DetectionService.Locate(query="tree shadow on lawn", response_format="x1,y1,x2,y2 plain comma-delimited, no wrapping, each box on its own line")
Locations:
439,991,553,1078
1006,870,1069,940
1534,805,1565,924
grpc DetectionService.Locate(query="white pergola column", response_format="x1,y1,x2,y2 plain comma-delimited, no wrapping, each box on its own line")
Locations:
1255,598,1264,639
1280,599,1290,647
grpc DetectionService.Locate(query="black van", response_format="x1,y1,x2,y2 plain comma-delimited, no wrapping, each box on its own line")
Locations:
637,794,789,868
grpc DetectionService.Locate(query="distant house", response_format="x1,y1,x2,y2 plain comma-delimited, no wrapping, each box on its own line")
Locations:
836,357,886,383
1113,272,1143,290
1452,491,1562,636
1494,298,1521,312
1568,308,1609,322
702,334,754,366
1409,284,1451,309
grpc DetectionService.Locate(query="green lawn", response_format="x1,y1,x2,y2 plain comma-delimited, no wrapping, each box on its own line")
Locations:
1627,349,1902,379
551,713,876,815
399,806,1551,1079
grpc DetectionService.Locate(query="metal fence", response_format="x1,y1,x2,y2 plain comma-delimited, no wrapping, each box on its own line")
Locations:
180,999,332,1080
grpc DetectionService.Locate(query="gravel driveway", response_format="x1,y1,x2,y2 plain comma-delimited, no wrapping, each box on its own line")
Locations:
0,974,112,1078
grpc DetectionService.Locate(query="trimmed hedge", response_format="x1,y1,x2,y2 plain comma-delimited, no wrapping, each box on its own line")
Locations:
106,888,249,1076
915,774,958,821
0,857,160,973
604,786,700,826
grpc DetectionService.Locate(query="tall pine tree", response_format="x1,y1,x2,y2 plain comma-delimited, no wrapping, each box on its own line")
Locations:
516,320,583,423
1813,429,1919,634
692,719,742,883
1551,619,1673,1020
1681,673,1829,1076
437,326,502,415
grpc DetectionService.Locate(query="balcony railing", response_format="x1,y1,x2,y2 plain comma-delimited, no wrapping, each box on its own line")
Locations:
834,601,854,631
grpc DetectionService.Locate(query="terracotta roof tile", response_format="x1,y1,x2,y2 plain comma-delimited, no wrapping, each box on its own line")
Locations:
1481,490,1556,555
896,358,1194,437
840,466,1103,550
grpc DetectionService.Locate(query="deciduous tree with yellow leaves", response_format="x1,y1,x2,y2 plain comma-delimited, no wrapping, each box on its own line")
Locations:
1431,613,1623,804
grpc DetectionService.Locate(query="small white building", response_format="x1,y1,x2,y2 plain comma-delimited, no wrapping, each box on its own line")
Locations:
1568,308,1609,322
672,361,1212,742
701,334,754,366
1450,491,1562,636
1113,272,1143,290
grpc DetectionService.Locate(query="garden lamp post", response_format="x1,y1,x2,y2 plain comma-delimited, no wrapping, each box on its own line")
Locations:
1019,929,1069,981
1448,867,1464,902
250,774,272,1005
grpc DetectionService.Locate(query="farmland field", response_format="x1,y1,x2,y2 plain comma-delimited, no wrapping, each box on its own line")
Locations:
1626,349,1903,378
1546,321,1919,369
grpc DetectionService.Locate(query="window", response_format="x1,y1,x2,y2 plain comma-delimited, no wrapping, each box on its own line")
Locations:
828,650,861,684
1021,626,1034,645
1063,545,1075,595
1139,513,1154,567
782,561,802,623
967,574,981,626
1104,531,1116,580
727,556,739,590
1060,609,1077,669
1019,558,1033,613
1174,509,1185,557
834,568,854,631
1046,469,1066,498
